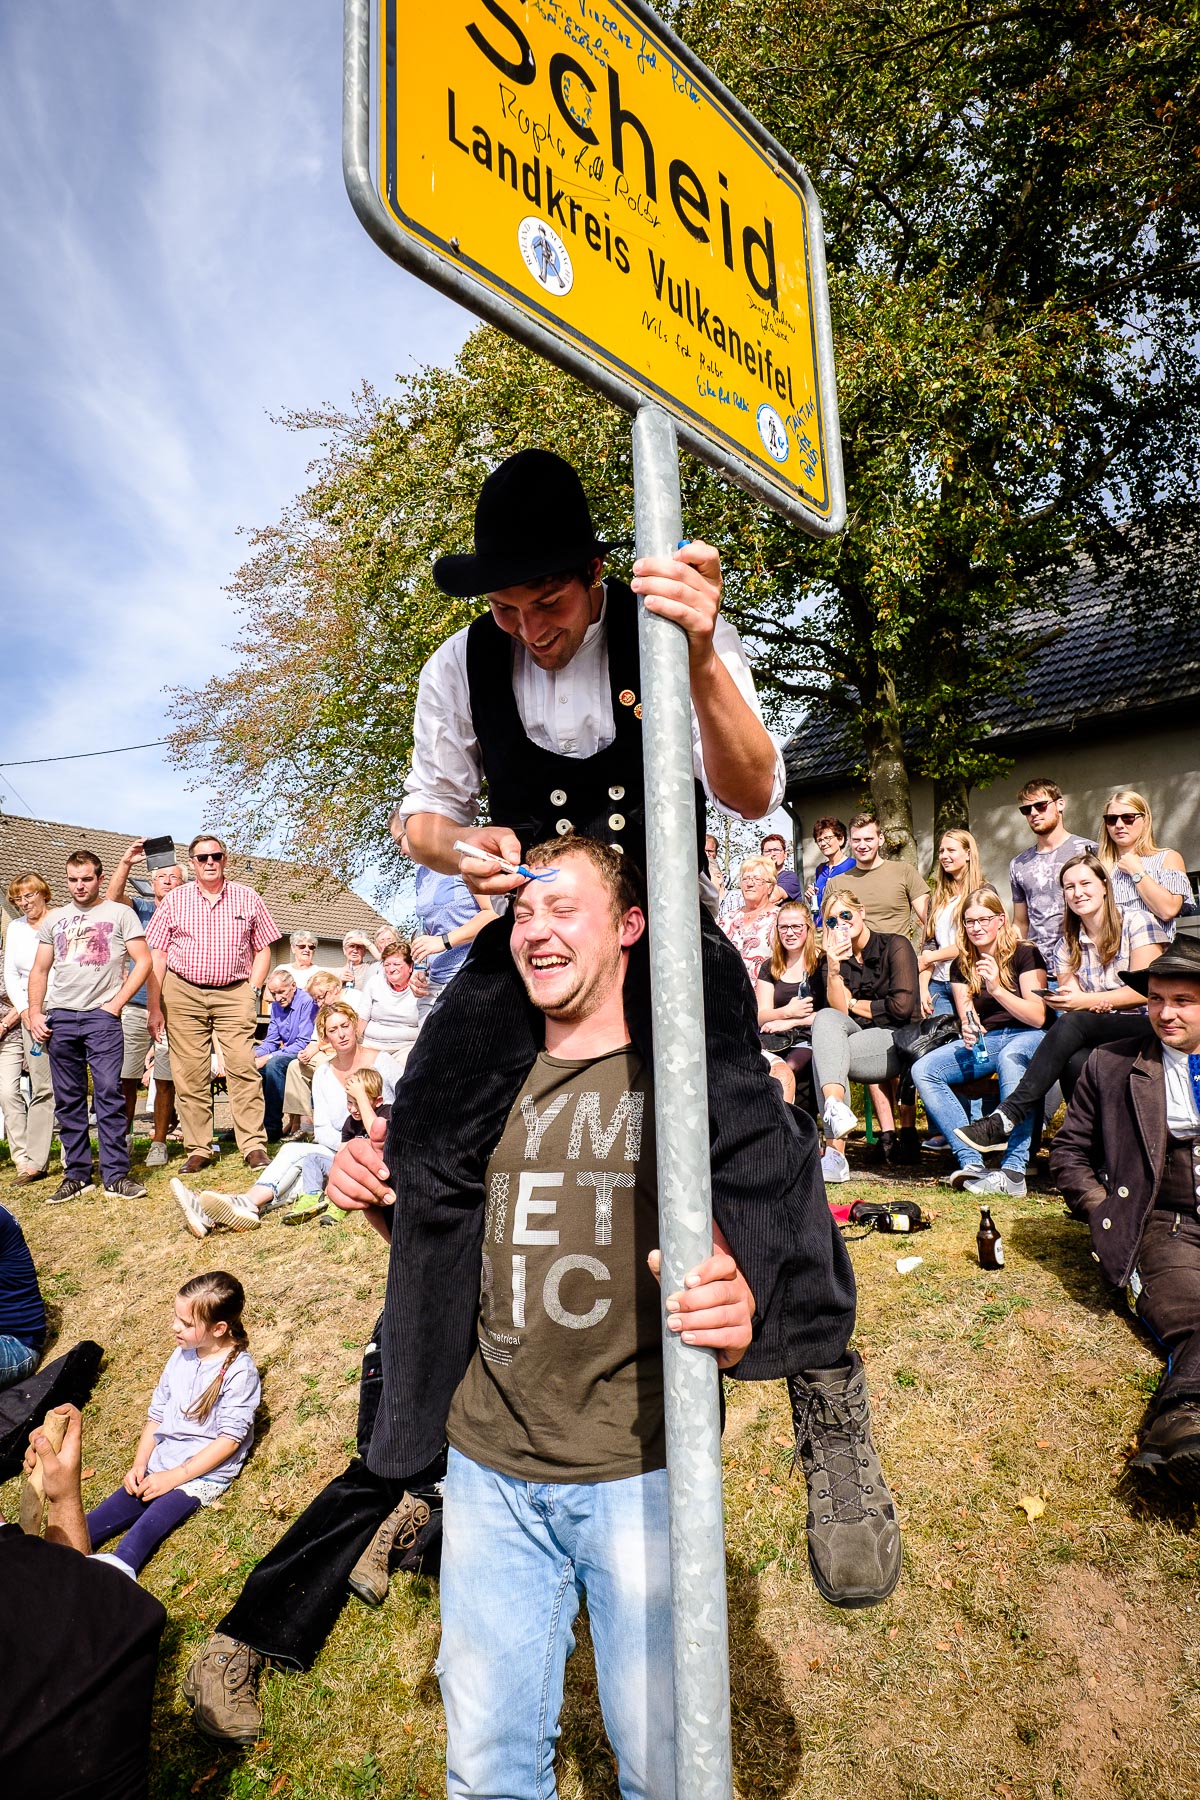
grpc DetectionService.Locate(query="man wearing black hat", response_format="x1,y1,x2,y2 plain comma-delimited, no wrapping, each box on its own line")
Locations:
329,450,899,1608
1051,937,1200,1491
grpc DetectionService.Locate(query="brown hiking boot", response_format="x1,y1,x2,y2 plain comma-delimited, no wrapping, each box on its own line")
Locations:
788,1353,902,1608
1132,1402,1200,1493
348,1493,432,1607
182,1632,265,1744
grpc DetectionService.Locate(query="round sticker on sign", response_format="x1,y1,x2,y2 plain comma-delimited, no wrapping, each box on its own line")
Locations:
756,403,791,465
518,218,574,297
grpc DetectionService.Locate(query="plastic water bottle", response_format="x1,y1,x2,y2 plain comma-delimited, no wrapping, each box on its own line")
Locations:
29,1040,43,1058
968,1010,991,1077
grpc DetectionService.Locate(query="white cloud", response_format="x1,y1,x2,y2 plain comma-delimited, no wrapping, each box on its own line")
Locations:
0,0,470,870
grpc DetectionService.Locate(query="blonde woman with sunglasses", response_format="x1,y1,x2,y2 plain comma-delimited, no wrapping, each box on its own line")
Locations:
912,889,1048,1198
1096,789,1191,931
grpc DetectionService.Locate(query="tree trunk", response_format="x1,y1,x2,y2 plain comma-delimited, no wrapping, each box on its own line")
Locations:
862,666,918,865
932,774,971,847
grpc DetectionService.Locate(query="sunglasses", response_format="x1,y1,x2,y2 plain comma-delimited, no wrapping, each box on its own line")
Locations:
828,909,856,925
1019,799,1054,816
1103,812,1143,827
194,851,225,863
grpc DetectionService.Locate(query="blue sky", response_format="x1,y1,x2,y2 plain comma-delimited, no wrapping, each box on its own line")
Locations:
0,1,794,897
0,0,469,868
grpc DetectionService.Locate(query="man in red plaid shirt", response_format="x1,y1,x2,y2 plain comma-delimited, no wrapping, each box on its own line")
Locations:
146,834,279,1174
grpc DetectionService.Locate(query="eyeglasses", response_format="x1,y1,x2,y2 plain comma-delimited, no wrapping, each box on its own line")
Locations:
778,923,807,934
193,851,225,863
1103,812,1144,827
1019,799,1054,816
964,916,998,930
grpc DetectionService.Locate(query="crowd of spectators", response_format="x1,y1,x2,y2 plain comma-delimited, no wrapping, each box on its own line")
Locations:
2,773,1197,1788
716,780,1195,1197
5,435,1200,1798
0,830,450,1238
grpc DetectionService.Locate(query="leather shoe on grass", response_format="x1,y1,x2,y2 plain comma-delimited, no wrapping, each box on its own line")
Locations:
1131,1402,1200,1495
788,1353,902,1607
244,1149,270,1171
183,1632,264,1744
348,1494,432,1606
181,1153,215,1177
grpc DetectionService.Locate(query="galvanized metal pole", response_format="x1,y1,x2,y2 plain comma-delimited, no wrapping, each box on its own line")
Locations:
633,401,734,1800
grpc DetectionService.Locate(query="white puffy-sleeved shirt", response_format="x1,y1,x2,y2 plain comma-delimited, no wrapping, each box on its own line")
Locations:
400,587,785,827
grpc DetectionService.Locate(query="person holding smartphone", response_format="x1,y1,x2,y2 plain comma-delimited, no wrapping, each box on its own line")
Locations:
957,852,1169,1156
809,889,920,1183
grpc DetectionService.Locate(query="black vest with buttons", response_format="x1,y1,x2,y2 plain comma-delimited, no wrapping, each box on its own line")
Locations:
464,579,707,869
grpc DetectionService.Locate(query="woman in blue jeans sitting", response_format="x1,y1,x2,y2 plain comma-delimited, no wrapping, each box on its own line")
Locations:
913,888,1049,1200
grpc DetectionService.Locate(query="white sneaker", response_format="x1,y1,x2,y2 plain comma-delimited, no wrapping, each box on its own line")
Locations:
820,1147,851,1185
942,1166,982,1189
145,1142,169,1168
170,1178,214,1240
204,1191,262,1231
964,1168,1027,1199
822,1096,858,1140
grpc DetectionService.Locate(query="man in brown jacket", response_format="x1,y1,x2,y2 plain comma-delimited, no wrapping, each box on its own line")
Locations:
1050,938,1200,1493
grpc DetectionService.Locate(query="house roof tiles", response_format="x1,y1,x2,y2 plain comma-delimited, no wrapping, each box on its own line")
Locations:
783,553,1200,795
0,813,393,942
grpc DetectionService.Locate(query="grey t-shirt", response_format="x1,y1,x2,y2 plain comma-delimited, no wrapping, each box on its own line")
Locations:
1008,834,1096,965
39,902,145,1012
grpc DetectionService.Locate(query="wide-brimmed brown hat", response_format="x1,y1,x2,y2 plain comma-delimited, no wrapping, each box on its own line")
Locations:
432,450,627,597
1124,934,1200,994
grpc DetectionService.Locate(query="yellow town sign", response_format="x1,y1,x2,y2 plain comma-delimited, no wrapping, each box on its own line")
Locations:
349,0,844,534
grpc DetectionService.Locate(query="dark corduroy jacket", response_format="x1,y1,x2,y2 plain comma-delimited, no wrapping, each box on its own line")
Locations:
1049,1037,1175,1286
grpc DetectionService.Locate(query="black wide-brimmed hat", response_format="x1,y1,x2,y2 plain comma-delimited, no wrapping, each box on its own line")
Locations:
1124,934,1200,994
432,449,626,597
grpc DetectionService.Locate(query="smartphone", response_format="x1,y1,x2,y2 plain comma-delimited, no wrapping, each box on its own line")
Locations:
142,834,177,871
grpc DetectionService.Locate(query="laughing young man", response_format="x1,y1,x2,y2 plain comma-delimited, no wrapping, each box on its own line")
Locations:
329,451,900,1616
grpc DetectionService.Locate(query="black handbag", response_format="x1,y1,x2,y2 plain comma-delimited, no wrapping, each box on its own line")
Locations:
759,1024,812,1054
892,1013,961,1063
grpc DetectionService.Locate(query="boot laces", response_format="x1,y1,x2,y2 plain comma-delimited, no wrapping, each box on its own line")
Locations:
220,1639,260,1694
792,1377,873,1524
371,1495,428,1570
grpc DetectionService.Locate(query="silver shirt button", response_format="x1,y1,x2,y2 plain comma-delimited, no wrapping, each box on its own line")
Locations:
1101,1218,1112,1229
608,785,625,801
555,819,572,836
612,842,625,854
550,789,567,806
1091,1251,1101,1262
608,813,625,831
1117,1186,1129,1197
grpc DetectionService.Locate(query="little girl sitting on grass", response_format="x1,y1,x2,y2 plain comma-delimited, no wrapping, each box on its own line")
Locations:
86,1271,260,1580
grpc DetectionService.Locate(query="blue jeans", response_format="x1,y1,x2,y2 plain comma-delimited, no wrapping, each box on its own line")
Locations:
0,1334,41,1388
258,1050,299,1140
437,1448,674,1800
913,1027,1045,1173
928,979,954,1015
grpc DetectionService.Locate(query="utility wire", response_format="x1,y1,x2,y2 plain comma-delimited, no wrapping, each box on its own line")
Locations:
0,737,211,769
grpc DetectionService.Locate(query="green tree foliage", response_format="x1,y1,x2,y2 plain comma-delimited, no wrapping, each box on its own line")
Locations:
170,0,1200,878
695,0,1200,851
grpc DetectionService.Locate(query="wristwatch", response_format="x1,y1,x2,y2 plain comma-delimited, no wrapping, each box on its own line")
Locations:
1129,870,1145,885
441,933,453,952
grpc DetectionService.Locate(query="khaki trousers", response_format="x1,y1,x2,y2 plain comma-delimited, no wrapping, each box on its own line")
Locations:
283,1057,314,1116
0,1026,57,1173
161,972,266,1158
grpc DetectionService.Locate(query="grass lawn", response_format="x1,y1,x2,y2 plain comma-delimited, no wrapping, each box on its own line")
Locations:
3,1135,1198,1800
